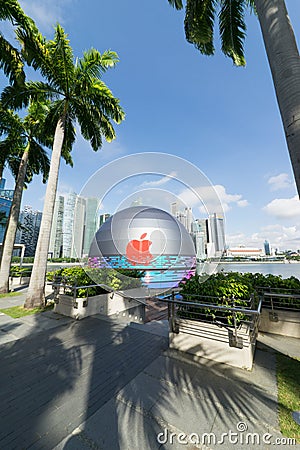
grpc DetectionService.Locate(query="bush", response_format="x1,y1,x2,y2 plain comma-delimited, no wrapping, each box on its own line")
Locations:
10,265,32,277
47,266,144,298
178,271,300,325
179,272,255,325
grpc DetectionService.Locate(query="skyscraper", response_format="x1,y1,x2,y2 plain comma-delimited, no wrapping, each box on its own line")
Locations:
71,196,86,259
83,197,99,256
49,196,64,258
99,213,110,226
0,179,14,243
16,206,42,256
207,213,225,256
264,240,271,256
63,192,77,258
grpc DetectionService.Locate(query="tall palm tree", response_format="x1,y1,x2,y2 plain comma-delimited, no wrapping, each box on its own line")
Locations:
167,0,300,195
0,0,36,85
0,102,50,293
2,24,124,307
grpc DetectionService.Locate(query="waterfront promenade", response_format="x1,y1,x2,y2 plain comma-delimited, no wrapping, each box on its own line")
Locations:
0,289,299,449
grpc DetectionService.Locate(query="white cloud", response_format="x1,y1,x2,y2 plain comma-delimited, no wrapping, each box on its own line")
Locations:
267,173,293,191
263,195,300,219
178,184,248,215
226,224,300,251
19,0,74,33
141,171,177,187
213,185,249,211
237,199,249,207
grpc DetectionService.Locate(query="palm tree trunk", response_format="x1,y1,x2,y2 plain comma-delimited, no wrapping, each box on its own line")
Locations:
254,0,300,195
24,116,66,308
0,145,30,293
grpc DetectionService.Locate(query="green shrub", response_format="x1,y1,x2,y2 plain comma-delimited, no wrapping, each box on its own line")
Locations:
10,265,32,277
178,271,300,325
179,272,255,325
47,266,144,298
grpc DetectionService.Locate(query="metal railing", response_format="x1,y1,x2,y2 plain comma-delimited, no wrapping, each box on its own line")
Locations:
51,279,148,306
256,286,300,312
156,291,262,347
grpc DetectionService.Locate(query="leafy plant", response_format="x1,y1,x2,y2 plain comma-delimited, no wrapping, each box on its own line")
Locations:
10,265,32,277
178,271,300,325
47,266,144,298
179,272,255,325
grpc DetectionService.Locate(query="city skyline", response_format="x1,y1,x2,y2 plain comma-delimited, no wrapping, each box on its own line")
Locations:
1,0,300,252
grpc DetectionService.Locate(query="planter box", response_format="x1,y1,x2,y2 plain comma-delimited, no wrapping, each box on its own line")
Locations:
259,308,300,338
9,276,30,289
169,318,255,370
54,291,145,322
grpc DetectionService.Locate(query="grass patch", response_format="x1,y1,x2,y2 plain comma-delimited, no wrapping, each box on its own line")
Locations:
277,353,300,443
0,303,54,318
0,291,21,299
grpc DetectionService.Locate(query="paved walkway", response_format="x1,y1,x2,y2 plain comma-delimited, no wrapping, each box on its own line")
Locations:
0,290,299,449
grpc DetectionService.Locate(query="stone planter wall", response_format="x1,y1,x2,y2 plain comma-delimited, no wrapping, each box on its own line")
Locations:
169,319,255,370
259,308,300,338
9,276,30,289
54,291,145,322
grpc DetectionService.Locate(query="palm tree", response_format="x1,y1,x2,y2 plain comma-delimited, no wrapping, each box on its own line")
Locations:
167,0,300,195
0,102,50,293
1,24,124,307
0,0,36,85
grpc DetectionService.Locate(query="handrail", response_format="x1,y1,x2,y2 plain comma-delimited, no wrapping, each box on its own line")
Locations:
158,294,262,315
51,282,148,305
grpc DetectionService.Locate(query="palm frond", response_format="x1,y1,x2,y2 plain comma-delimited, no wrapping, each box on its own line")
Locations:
1,81,58,110
0,103,23,136
48,24,74,95
27,140,50,183
0,140,22,178
74,101,104,150
245,0,256,13
185,0,216,55
87,79,125,124
167,0,184,10
0,35,25,85
17,24,73,94
219,0,246,66
0,0,36,30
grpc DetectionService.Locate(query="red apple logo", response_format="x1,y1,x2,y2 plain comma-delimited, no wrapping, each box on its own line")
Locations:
126,232,153,265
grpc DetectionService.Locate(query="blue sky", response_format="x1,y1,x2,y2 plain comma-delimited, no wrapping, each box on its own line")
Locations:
2,0,300,251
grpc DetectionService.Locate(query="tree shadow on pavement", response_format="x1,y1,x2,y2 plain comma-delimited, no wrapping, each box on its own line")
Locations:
60,321,282,450
0,304,286,450
0,313,83,450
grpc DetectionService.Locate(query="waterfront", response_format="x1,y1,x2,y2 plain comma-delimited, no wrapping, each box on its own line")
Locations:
20,261,300,282
217,262,300,279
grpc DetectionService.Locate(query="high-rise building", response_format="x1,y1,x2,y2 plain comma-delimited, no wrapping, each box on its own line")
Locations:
185,207,193,233
190,220,206,260
171,202,178,216
207,213,225,256
49,196,64,258
83,197,99,256
63,192,77,258
49,193,105,259
16,206,42,256
0,179,14,243
71,196,86,259
99,213,110,226
264,240,271,256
